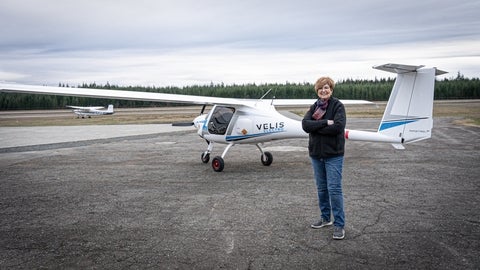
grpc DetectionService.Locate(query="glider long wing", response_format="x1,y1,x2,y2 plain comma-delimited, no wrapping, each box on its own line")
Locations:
0,83,372,107
66,105,104,110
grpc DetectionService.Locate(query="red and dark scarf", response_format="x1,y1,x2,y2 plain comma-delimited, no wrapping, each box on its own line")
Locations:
312,99,329,120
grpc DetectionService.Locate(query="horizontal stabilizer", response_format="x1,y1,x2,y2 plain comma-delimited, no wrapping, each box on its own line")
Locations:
373,63,424,74
373,63,447,76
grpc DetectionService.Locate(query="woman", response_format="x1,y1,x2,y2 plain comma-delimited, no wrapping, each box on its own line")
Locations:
302,76,346,240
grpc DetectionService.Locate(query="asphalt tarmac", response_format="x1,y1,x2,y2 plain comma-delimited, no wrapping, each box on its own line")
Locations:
0,118,479,269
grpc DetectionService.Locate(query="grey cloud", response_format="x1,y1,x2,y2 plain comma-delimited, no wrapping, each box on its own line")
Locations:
0,0,478,85
1,0,478,51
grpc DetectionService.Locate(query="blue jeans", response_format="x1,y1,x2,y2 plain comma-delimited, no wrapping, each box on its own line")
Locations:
310,156,345,228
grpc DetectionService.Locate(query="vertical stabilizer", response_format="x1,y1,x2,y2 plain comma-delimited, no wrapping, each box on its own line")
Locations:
375,64,446,144
107,104,114,113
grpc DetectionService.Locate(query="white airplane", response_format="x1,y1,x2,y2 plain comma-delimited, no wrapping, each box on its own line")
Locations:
0,63,446,172
66,104,114,118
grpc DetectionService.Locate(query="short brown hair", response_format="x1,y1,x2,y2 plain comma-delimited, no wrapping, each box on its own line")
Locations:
314,77,335,92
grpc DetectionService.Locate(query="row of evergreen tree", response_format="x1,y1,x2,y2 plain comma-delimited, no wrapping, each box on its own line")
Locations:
1,75,479,110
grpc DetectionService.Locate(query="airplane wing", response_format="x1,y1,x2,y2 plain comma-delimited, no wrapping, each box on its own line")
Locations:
0,83,372,107
66,105,104,110
0,83,251,106
271,99,372,106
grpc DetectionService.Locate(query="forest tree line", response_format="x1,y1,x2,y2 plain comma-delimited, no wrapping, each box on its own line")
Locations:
1,74,479,110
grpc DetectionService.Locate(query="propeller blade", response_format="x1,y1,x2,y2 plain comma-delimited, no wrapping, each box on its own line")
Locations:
171,122,194,126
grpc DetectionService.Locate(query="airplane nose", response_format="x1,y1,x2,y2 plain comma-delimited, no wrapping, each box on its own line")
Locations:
193,114,206,129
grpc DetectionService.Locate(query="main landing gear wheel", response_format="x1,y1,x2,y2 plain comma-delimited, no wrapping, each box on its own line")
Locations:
212,156,225,172
261,151,273,166
201,152,210,163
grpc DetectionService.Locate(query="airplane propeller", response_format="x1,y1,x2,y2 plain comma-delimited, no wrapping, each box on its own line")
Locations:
171,122,194,126
171,104,207,126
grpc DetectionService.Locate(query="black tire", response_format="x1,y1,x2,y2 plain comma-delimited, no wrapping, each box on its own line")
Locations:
261,152,273,166
201,152,210,163
212,156,225,172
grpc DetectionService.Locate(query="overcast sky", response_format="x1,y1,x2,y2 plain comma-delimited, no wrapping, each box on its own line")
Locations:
0,0,479,87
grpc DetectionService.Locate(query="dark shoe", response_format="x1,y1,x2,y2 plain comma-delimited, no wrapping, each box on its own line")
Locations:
333,226,345,240
311,218,333,229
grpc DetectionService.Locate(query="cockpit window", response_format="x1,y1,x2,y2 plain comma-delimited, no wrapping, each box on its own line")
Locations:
208,106,235,135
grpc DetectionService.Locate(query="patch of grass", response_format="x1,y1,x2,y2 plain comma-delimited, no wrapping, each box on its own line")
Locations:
289,100,480,127
1,100,479,127
0,114,197,127
454,118,480,127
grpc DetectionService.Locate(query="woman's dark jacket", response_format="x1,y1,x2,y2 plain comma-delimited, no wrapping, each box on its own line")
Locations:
302,97,346,158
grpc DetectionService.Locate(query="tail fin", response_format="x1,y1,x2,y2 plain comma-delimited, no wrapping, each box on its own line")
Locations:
375,64,447,144
107,104,114,113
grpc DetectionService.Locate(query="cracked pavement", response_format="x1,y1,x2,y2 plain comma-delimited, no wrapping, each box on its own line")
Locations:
0,118,479,269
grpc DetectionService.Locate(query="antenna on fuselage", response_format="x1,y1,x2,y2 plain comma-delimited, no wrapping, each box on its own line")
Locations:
257,88,276,106
259,88,273,100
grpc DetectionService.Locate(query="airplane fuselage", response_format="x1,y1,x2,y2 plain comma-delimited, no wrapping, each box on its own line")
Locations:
195,104,307,144
194,104,404,146
70,105,114,118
